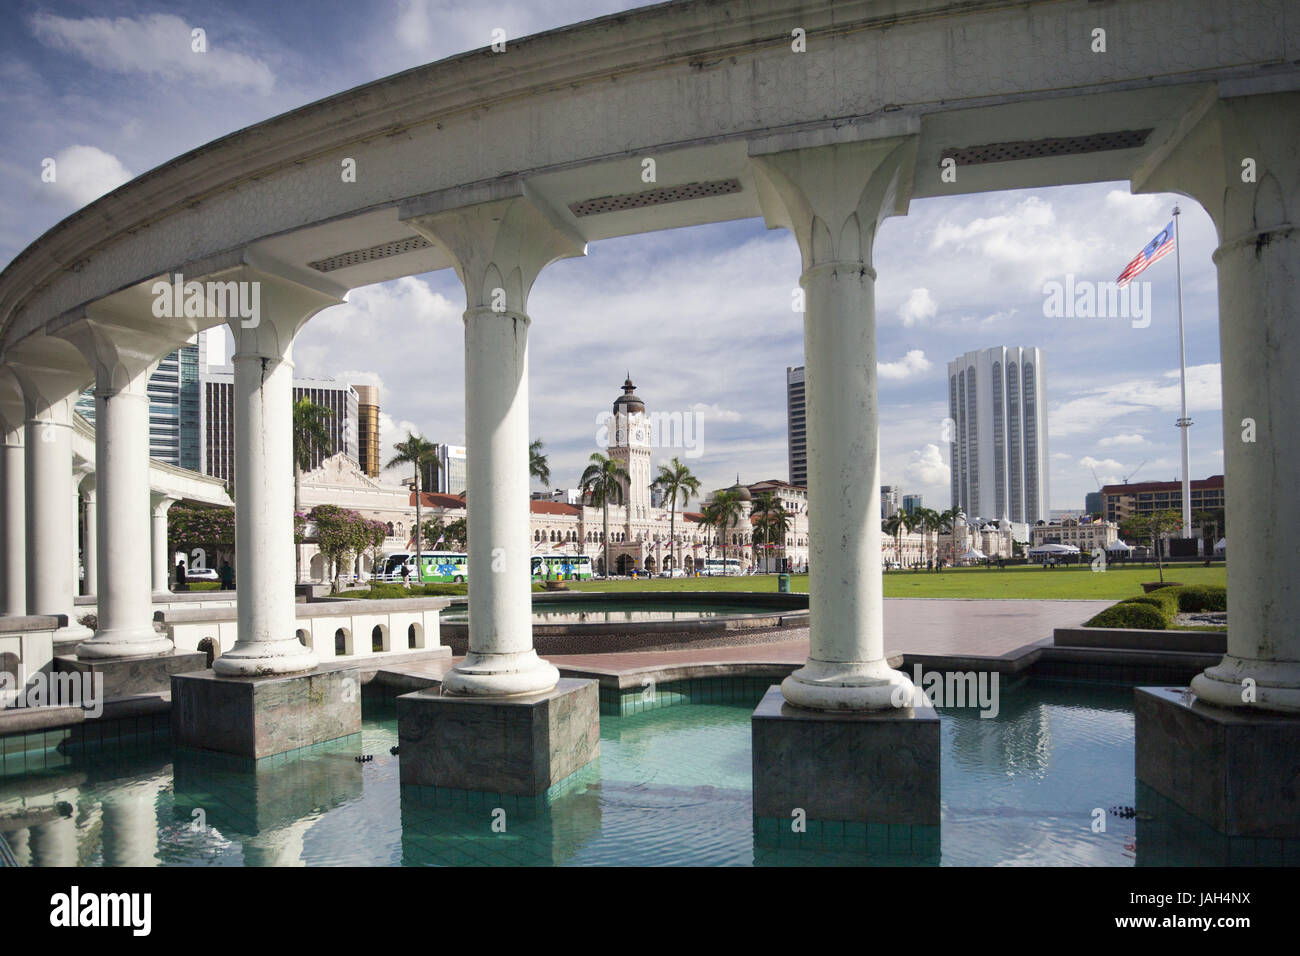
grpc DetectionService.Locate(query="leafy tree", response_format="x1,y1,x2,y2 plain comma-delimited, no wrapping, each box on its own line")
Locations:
704,488,745,568
651,457,700,572
1125,510,1183,582
580,453,628,575
387,434,439,584
749,492,791,570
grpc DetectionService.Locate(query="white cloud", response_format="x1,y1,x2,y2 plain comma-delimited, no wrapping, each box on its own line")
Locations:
877,349,932,381
688,402,742,423
1050,363,1222,437
376,413,427,487
1098,432,1148,447
42,145,131,207
903,443,950,488
30,13,275,93
898,288,936,326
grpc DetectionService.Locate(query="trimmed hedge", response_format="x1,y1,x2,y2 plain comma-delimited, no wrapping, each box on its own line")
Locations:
1084,602,1169,630
1176,585,1227,613
1088,583,1227,629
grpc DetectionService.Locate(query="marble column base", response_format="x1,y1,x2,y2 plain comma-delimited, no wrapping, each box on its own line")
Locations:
171,669,360,760
56,650,207,699
397,678,599,796
1135,686,1300,839
752,685,940,827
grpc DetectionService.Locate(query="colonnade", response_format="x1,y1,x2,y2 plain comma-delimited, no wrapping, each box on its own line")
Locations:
0,94,1296,713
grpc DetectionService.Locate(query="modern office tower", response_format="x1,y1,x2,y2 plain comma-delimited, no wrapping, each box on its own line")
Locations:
201,367,360,489
354,384,381,478
75,336,204,468
902,494,923,515
1084,491,1104,516
880,485,900,518
423,443,467,494
786,366,806,488
947,346,1050,524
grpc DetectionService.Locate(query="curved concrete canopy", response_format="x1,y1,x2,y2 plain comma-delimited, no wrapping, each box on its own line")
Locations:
1,0,1296,379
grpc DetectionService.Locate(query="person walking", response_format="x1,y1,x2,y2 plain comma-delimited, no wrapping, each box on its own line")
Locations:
219,562,234,591
175,558,187,588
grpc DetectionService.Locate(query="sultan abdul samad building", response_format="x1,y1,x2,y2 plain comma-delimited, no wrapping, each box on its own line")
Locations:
295,377,812,580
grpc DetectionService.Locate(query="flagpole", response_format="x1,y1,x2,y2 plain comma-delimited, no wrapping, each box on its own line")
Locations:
1173,205,1193,540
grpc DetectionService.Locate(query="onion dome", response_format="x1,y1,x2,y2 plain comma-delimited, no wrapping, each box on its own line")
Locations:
730,474,752,502
613,375,645,415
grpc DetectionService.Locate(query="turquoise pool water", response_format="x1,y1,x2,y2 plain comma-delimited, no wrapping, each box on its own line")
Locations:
439,600,777,625
0,679,1144,866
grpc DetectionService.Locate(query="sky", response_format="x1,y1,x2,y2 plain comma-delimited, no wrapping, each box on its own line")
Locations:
0,0,1226,514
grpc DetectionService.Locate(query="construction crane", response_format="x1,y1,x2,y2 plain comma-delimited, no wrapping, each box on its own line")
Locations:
1122,460,1148,485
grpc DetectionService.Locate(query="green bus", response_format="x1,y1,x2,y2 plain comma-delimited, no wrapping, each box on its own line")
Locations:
380,551,468,583
531,554,593,581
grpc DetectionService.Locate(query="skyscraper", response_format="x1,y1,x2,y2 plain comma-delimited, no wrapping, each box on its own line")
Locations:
948,346,1050,524
902,494,923,515
354,385,381,478
422,443,467,495
75,335,204,469
786,366,806,488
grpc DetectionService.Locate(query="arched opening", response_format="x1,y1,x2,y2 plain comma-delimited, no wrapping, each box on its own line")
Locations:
372,623,389,652
334,627,352,656
615,554,632,575
645,556,657,572
309,552,324,581
407,622,424,649
296,628,312,649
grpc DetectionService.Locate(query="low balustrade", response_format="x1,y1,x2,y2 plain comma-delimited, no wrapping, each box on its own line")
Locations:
156,597,452,663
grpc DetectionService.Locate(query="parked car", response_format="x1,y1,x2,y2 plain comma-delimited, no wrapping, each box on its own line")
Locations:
659,568,687,578
185,567,220,582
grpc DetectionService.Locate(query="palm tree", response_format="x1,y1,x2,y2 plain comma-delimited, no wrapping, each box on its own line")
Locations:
913,507,942,563
883,512,904,568
651,457,700,573
529,439,550,488
580,453,629,576
387,434,439,585
749,492,791,571
706,488,746,570
292,398,335,581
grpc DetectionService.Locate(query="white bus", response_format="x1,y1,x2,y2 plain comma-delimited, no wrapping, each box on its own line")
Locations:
379,551,469,583
700,557,743,576
531,553,594,581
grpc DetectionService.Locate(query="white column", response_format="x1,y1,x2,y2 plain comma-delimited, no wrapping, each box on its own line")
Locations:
0,415,24,616
404,188,584,695
151,493,177,597
1141,92,1300,713
75,366,171,659
751,135,918,711
11,381,92,643
211,257,346,676
80,477,97,599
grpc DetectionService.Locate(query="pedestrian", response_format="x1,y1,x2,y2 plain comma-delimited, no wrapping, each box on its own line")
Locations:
400,562,410,587
175,558,187,587
219,562,234,590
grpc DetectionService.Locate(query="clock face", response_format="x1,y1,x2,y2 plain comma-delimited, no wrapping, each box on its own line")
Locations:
632,426,645,443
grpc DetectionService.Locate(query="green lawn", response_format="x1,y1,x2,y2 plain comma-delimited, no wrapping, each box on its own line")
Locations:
567,564,1227,601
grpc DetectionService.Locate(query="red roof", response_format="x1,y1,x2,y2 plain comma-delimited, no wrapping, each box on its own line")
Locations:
1100,474,1224,496
529,500,581,516
412,492,466,508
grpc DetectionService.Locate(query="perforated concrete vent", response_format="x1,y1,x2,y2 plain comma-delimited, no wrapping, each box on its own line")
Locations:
569,178,742,217
941,129,1152,167
308,235,432,273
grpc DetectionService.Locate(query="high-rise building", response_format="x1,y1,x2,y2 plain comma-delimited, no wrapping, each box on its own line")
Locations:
948,346,1050,524
881,485,900,518
201,367,359,489
1084,491,1104,516
786,366,807,488
75,336,204,468
902,494,923,515
1100,475,1224,524
354,384,380,478
423,443,467,495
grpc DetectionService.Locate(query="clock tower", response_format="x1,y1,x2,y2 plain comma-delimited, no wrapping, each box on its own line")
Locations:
610,376,652,524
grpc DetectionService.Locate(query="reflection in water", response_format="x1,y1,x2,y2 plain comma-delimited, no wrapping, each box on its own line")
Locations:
439,601,772,625
0,680,1216,866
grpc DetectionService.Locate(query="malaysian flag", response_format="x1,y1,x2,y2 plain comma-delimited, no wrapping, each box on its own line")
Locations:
1117,221,1175,287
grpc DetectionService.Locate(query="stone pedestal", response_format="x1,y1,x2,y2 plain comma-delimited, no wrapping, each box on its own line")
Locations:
397,678,599,797
752,685,940,834
171,669,361,761
1135,686,1300,840
56,650,206,699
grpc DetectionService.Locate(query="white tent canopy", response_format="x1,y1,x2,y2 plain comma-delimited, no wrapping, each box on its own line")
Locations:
1106,540,1135,551
959,548,987,560
1028,543,1080,555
